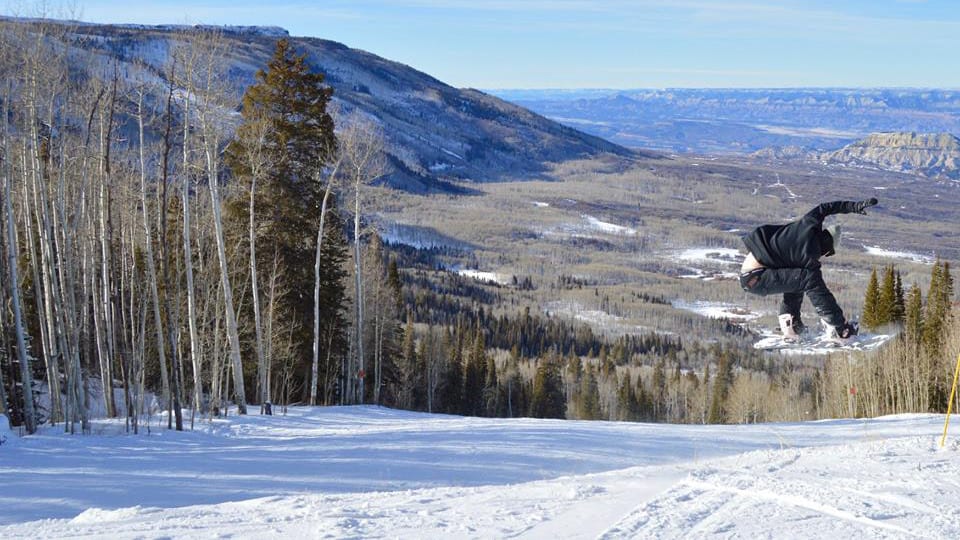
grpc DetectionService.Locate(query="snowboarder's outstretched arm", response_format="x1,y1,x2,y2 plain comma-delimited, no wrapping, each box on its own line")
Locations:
805,198,878,224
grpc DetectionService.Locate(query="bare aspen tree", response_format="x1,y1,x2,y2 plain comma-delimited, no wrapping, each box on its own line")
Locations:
134,88,173,420
169,36,209,417
195,34,247,415
229,110,272,412
94,68,119,419
158,61,185,430
23,21,87,433
2,101,37,434
340,115,387,403
310,137,343,405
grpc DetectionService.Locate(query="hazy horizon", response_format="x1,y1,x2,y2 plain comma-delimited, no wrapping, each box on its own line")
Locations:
3,0,958,89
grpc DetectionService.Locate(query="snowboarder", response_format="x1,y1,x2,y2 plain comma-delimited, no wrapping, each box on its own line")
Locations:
740,198,879,342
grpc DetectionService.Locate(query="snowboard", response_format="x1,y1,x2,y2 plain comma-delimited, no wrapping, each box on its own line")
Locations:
754,329,892,355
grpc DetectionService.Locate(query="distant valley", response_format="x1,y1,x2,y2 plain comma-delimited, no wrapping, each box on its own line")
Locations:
491,88,960,156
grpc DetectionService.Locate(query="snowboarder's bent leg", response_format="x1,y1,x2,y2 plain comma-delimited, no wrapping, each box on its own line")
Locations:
780,292,803,319
780,292,805,332
799,268,845,328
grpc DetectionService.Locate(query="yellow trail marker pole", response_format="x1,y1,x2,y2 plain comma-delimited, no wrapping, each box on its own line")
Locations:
941,351,960,448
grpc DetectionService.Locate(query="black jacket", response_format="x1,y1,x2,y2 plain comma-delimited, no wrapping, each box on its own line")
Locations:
742,201,862,326
743,201,860,269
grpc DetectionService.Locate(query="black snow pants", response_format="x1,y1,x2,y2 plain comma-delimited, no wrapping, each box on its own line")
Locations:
739,267,844,327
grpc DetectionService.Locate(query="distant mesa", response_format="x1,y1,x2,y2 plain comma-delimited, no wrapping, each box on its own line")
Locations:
821,132,960,179
753,132,960,180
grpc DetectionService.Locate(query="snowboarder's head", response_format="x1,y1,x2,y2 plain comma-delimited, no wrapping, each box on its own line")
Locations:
820,224,841,257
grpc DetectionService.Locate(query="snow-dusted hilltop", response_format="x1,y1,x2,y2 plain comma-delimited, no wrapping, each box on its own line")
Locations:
1,407,958,538
0,17,633,192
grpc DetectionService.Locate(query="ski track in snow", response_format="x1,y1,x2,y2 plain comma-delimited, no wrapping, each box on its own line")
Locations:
1,408,958,538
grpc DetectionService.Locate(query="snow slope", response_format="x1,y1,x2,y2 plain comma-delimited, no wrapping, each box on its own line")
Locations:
1,407,958,538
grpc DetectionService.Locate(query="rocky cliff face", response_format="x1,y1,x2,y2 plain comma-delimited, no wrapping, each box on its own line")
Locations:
822,132,960,179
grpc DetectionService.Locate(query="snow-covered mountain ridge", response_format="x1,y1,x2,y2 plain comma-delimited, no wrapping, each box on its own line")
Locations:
1,406,958,538
0,17,634,192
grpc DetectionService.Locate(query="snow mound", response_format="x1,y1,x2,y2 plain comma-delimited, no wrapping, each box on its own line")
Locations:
71,506,159,524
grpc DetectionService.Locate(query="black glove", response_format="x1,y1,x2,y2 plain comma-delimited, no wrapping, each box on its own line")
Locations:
839,321,859,339
854,198,878,215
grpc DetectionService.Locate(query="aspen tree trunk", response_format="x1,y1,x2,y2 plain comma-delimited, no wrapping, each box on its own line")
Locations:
135,91,172,416
354,184,364,404
3,133,37,434
204,122,248,415
249,172,268,413
117,220,133,432
311,167,338,405
194,30,247,415
159,71,184,431
177,51,204,416
97,76,117,418
266,251,281,405
2,82,39,427
30,73,86,434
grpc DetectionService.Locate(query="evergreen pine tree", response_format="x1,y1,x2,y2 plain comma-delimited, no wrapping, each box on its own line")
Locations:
617,375,639,421
439,328,464,414
224,38,340,400
861,268,881,330
877,265,897,326
398,311,417,410
530,356,566,419
708,351,733,424
578,368,602,420
923,259,947,356
483,354,499,417
892,270,906,324
904,284,924,346
652,358,666,421
462,327,486,416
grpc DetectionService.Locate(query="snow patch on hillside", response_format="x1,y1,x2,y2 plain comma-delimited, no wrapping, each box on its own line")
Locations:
540,215,637,240
672,300,761,322
669,247,742,266
582,215,636,235
544,301,653,335
453,266,508,285
864,245,934,264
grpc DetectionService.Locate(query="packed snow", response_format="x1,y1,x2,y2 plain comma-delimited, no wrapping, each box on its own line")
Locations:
864,245,935,265
540,215,637,241
1,407,958,538
669,247,742,281
454,267,509,285
672,300,761,322
672,247,743,265
753,330,894,356
544,301,654,335
582,215,636,235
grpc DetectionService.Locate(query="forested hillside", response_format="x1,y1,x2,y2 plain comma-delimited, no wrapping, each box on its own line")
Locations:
2,18,958,440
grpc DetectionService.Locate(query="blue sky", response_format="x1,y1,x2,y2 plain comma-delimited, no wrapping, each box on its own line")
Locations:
11,0,960,88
